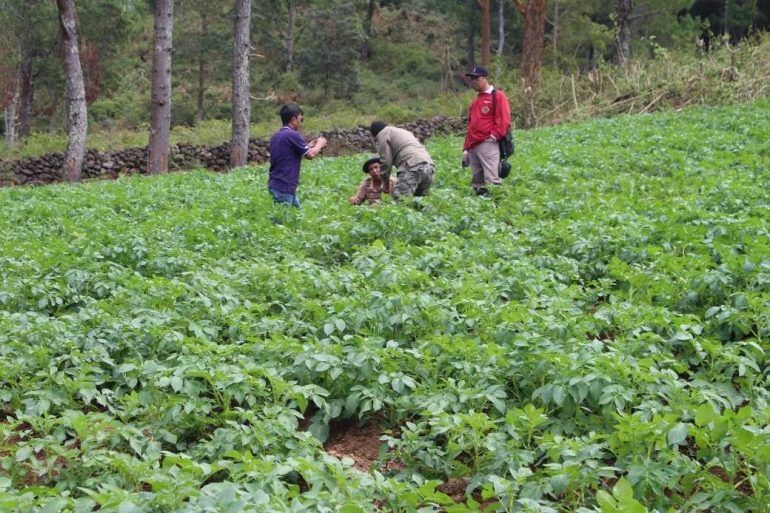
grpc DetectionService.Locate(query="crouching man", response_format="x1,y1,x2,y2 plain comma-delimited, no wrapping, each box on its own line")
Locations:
370,121,435,201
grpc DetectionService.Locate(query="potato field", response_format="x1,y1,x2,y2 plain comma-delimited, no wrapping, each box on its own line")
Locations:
1,102,769,512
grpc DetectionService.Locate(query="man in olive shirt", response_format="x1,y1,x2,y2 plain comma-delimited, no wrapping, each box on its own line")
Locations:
370,121,435,201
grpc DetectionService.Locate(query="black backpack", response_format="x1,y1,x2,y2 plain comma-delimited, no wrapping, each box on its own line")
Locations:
491,89,514,178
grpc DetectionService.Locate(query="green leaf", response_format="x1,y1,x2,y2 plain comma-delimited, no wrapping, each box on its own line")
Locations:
309,420,329,443
39,500,68,513
613,477,634,503
345,393,360,414
118,501,143,513
445,505,475,513
550,473,571,495
596,490,616,510
667,423,688,446
694,404,716,427
170,376,183,392
15,446,32,462
552,385,567,406
490,396,506,414
295,394,308,414
402,375,416,389
79,387,96,404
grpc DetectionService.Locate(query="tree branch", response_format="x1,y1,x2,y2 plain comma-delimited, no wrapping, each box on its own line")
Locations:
0,0,25,22
510,0,526,15
630,7,666,22
251,92,276,101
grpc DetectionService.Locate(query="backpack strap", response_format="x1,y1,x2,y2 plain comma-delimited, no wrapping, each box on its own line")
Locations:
491,88,497,120
491,88,500,148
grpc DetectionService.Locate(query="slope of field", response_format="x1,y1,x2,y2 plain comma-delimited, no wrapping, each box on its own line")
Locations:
1,102,769,511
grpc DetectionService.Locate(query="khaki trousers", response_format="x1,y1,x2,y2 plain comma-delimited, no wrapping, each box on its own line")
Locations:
469,140,501,189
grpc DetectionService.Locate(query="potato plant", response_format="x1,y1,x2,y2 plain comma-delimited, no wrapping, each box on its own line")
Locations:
1,101,769,511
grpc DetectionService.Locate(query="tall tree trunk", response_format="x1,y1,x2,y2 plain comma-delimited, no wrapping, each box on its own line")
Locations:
552,1,559,67
4,69,20,148
496,0,505,55
147,0,174,175
18,52,34,138
56,0,88,183
4,102,17,148
48,88,60,134
361,0,375,61
196,3,209,124
286,0,296,72
83,43,102,106
466,0,476,71
477,0,491,66
615,0,632,66
230,0,251,170
724,0,730,39
512,0,546,90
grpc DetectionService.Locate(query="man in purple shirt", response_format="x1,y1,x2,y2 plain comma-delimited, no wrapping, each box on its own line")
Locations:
268,104,327,209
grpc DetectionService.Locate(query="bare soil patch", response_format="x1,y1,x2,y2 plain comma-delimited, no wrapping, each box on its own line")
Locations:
324,419,383,472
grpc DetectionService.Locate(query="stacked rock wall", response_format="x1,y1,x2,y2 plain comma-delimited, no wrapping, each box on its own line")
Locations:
0,116,466,187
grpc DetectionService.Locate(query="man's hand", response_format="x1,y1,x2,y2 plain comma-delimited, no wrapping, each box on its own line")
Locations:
461,152,470,168
305,137,328,159
309,137,328,149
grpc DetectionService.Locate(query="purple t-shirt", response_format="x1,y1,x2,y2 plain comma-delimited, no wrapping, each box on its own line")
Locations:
268,126,310,194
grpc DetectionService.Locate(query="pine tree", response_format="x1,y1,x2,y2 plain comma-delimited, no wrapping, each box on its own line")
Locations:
56,0,88,182
148,0,174,175
230,0,252,170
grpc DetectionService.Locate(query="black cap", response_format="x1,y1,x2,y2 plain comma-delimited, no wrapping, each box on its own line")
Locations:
370,121,387,137
362,156,381,173
465,65,489,78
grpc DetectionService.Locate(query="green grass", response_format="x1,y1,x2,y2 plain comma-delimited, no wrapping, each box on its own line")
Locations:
1,102,769,511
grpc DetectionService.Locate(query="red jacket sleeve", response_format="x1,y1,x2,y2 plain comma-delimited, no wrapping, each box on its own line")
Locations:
463,104,473,152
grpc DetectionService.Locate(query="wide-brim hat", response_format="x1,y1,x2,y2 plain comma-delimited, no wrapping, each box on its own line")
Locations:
362,156,381,173
465,65,489,78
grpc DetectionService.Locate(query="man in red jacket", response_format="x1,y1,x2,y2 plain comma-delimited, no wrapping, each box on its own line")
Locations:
461,65,511,196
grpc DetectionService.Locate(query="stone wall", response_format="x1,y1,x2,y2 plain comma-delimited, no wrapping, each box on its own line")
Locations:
0,116,466,187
